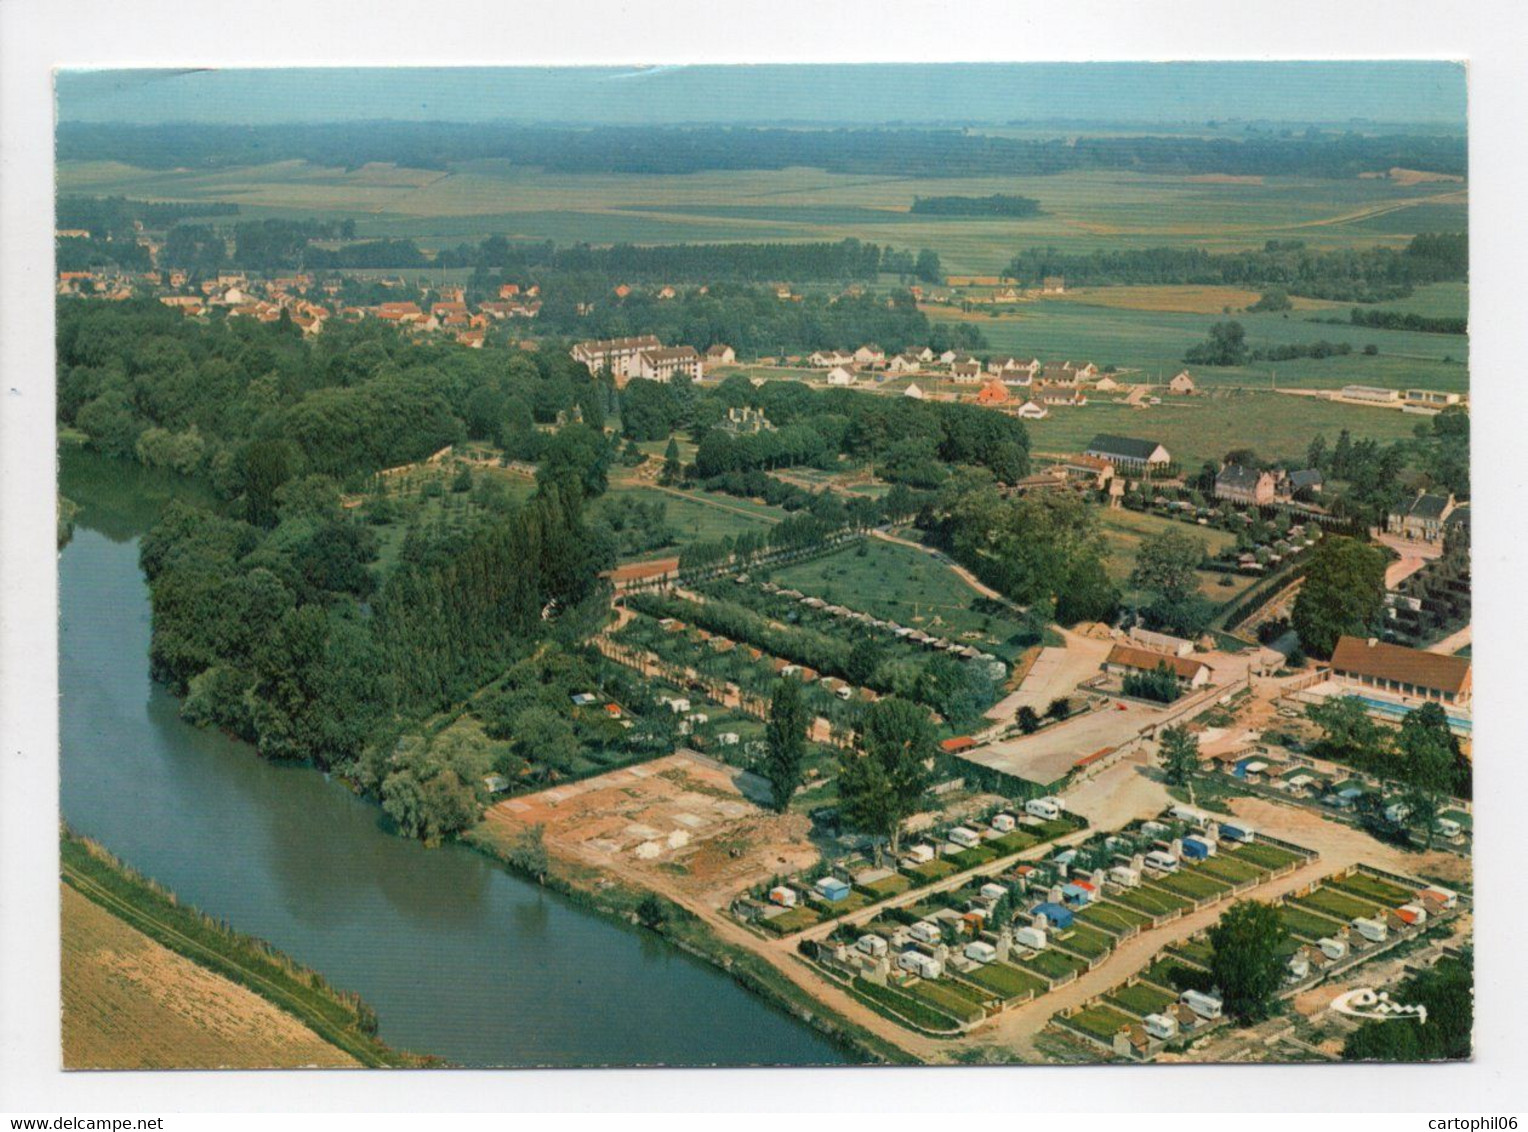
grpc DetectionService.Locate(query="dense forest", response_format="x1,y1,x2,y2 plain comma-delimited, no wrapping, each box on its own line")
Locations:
1004,234,1467,302
909,194,1042,217
55,299,604,494
57,121,1467,179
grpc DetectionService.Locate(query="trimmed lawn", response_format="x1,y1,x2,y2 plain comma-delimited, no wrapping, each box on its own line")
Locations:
1142,956,1212,990
1293,887,1382,922
1066,1003,1138,1044
1054,923,1116,960
852,977,959,1032
907,859,959,884
1077,902,1153,935
1226,842,1306,871
989,830,1039,854
1168,938,1216,968
1019,948,1089,982
905,979,986,1024
1196,855,1265,886
1279,904,1346,941
964,961,1048,1001
857,874,912,900
946,846,1000,870
1109,887,1192,919
810,890,870,916
1326,872,1413,907
762,905,822,934
1106,981,1179,1018
1147,869,1231,903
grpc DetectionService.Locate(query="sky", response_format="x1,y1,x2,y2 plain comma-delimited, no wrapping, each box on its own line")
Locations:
55,63,1466,128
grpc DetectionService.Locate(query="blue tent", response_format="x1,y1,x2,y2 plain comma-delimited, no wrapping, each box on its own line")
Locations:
1030,901,1074,929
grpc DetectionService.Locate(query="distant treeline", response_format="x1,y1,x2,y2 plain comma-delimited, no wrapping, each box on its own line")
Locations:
56,195,240,237
434,236,905,281
1005,234,1467,302
530,283,985,357
58,121,1467,179
909,194,1042,217
1346,307,1467,335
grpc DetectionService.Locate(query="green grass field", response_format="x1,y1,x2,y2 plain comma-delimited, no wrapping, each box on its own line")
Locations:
1019,388,1435,472
1195,854,1265,886
851,977,960,1032
769,537,1034,660
905,979,986,1024
934,298,1466,393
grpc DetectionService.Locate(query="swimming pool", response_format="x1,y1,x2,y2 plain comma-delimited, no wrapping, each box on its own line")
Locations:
1345,694,1472,735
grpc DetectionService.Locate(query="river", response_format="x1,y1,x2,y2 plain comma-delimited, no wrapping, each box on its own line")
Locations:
57,453,849,1068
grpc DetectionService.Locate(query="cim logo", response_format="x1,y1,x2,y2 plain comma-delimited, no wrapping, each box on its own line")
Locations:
1330,987,1427,1025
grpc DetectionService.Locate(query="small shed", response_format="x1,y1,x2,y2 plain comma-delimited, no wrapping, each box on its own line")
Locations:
815,876,851,902
1030,901,1074,930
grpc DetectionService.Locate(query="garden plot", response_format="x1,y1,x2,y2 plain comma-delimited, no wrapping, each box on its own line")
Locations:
477,750,817,906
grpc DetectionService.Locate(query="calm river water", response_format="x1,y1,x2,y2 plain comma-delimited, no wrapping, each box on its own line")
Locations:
58,456,849,1068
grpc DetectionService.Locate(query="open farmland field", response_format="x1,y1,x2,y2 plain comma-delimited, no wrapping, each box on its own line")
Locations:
62,885,360,1070
1019,389,1424,472
934,302,1467,393
57,160,1464,275
769,537,1035,660
1056,285,1343,315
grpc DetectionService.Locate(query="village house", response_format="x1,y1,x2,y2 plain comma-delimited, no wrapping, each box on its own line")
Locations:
1387,491,1458,543
826,365,858,386
571,335,664,380
1014,400,1048,419
1035,384,1086,406
809,349,854,368
1169,370,1196,395
903,382,926,400
1086,434,1172,474
853,345,886,368
705,344,737,366
498,282,521,299
1214,464,1277,506
1103,644,1213,689
887,353,922,375
951,361,984,383
1341,384,1402,404
1093,373,1122,392
1041,275,1066,294
1329,635,1472,707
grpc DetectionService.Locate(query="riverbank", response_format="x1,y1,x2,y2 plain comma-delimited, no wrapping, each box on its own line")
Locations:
463,826,913,1066
61,828,424,1069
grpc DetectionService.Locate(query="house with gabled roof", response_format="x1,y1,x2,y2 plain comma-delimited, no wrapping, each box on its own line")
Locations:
1085,434,1172,473
1387,492,1458,543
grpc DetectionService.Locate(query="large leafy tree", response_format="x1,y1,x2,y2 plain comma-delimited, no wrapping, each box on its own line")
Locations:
1291,535,1387,657
1208,900,1290,1023
837,697,934,854
1131,528,1213,637
762,678,811,813
1159,725,1201,787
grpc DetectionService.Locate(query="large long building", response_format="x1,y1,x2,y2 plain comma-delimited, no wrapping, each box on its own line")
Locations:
571,335,663,381
1329,635,1472,707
